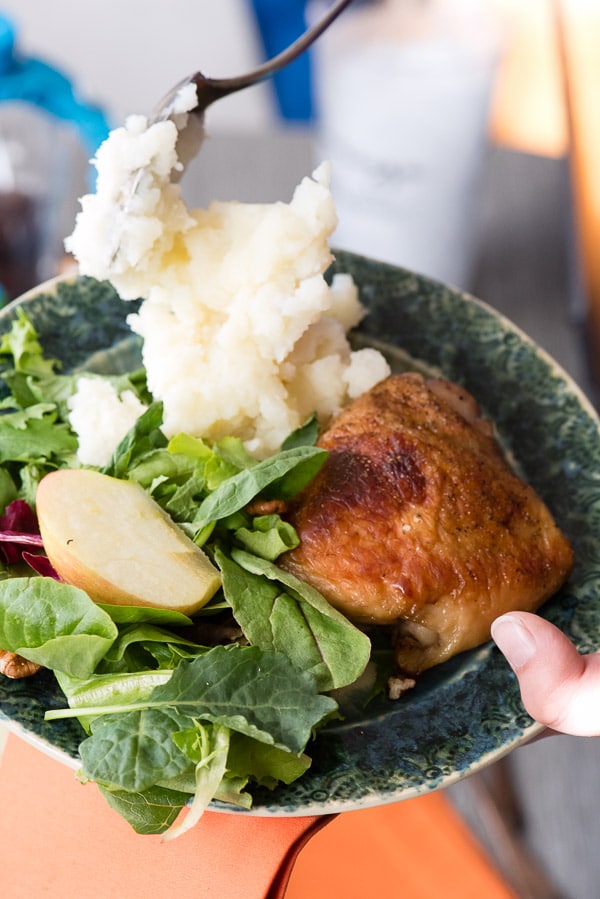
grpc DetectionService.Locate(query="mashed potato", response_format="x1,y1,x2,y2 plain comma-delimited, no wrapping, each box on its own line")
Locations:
66,96,390,459
67,377,148,467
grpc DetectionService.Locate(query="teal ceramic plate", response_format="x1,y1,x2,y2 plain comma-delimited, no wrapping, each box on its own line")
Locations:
1,252,599,816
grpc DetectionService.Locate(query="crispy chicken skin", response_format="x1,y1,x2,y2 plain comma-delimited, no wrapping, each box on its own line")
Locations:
281,373,573,675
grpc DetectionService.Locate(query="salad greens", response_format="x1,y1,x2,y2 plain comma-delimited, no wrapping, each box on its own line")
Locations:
0,310,373,837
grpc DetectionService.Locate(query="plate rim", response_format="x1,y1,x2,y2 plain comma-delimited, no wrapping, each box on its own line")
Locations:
0,263,596,817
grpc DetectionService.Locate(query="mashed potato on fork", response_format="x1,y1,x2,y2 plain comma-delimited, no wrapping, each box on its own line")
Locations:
66,96,390,462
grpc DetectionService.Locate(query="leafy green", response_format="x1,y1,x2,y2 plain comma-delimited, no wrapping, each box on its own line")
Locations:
95,623,205,675
97,604,193,627
0,313,378,837
0,577,117,677
98,783,189,835
280,413,320,450
166,723,230,840
194,445,327,528
82,706,196,792
0,310,146,503
55,668,173,733
49,644,336,837
227,731,311,788
0,468,17,511
0,307,58,378
56,669,173,712
102,402,167,479
97,730,260,836
51,644,336,748
233,514,299,560
218,550,371,692
158,645,336,751
0,409,78,465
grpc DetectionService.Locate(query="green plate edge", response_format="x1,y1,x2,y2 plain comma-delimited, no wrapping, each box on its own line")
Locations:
0,255,598,817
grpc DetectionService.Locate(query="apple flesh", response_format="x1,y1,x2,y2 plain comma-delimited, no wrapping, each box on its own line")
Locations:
36,469,221,615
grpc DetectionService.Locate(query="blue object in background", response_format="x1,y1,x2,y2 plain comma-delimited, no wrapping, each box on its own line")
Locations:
0,13,109,155
248,0,314,122
0,13,110,299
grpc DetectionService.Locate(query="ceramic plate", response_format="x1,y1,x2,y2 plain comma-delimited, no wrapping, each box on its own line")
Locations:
1,253,599,817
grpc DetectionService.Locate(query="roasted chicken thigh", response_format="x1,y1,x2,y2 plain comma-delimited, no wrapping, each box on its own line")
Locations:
281,373,573,675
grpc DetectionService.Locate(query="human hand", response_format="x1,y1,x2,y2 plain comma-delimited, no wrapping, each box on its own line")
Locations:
491,611,600,736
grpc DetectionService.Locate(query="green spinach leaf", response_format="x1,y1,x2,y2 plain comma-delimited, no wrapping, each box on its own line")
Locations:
0,577,117,677
219,550,371,692
98,783,189,835
194,445,327,527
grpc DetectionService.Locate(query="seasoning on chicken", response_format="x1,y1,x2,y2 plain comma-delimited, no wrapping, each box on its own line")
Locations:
281,373,573,676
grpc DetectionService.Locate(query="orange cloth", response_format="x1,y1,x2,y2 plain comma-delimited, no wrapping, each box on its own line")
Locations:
287,792,517,899
0,733,515,898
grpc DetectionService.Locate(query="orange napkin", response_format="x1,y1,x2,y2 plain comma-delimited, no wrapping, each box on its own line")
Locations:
0,733,515,898
286,792,517,899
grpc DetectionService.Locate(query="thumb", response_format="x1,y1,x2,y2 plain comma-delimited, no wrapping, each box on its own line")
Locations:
491,611,600,737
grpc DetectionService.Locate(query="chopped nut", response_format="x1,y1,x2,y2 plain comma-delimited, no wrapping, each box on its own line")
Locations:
245,498,288,517
387,674,416,701
0,649,41,679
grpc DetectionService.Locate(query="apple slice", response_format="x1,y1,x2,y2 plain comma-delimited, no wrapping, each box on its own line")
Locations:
36,469,221,615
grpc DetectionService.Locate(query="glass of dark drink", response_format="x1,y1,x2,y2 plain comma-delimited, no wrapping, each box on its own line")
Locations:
0,189,41,300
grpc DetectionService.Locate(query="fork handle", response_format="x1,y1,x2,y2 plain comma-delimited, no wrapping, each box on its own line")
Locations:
194,0,354,98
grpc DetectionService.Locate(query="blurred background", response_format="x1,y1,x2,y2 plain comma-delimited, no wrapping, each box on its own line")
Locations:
0,0,584,298
0,1,599,897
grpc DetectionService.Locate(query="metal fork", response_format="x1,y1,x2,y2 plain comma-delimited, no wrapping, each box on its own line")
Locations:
117,0,353,207
155,0,353,124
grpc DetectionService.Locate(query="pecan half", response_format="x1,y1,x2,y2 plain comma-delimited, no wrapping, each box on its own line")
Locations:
0,649,41,679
